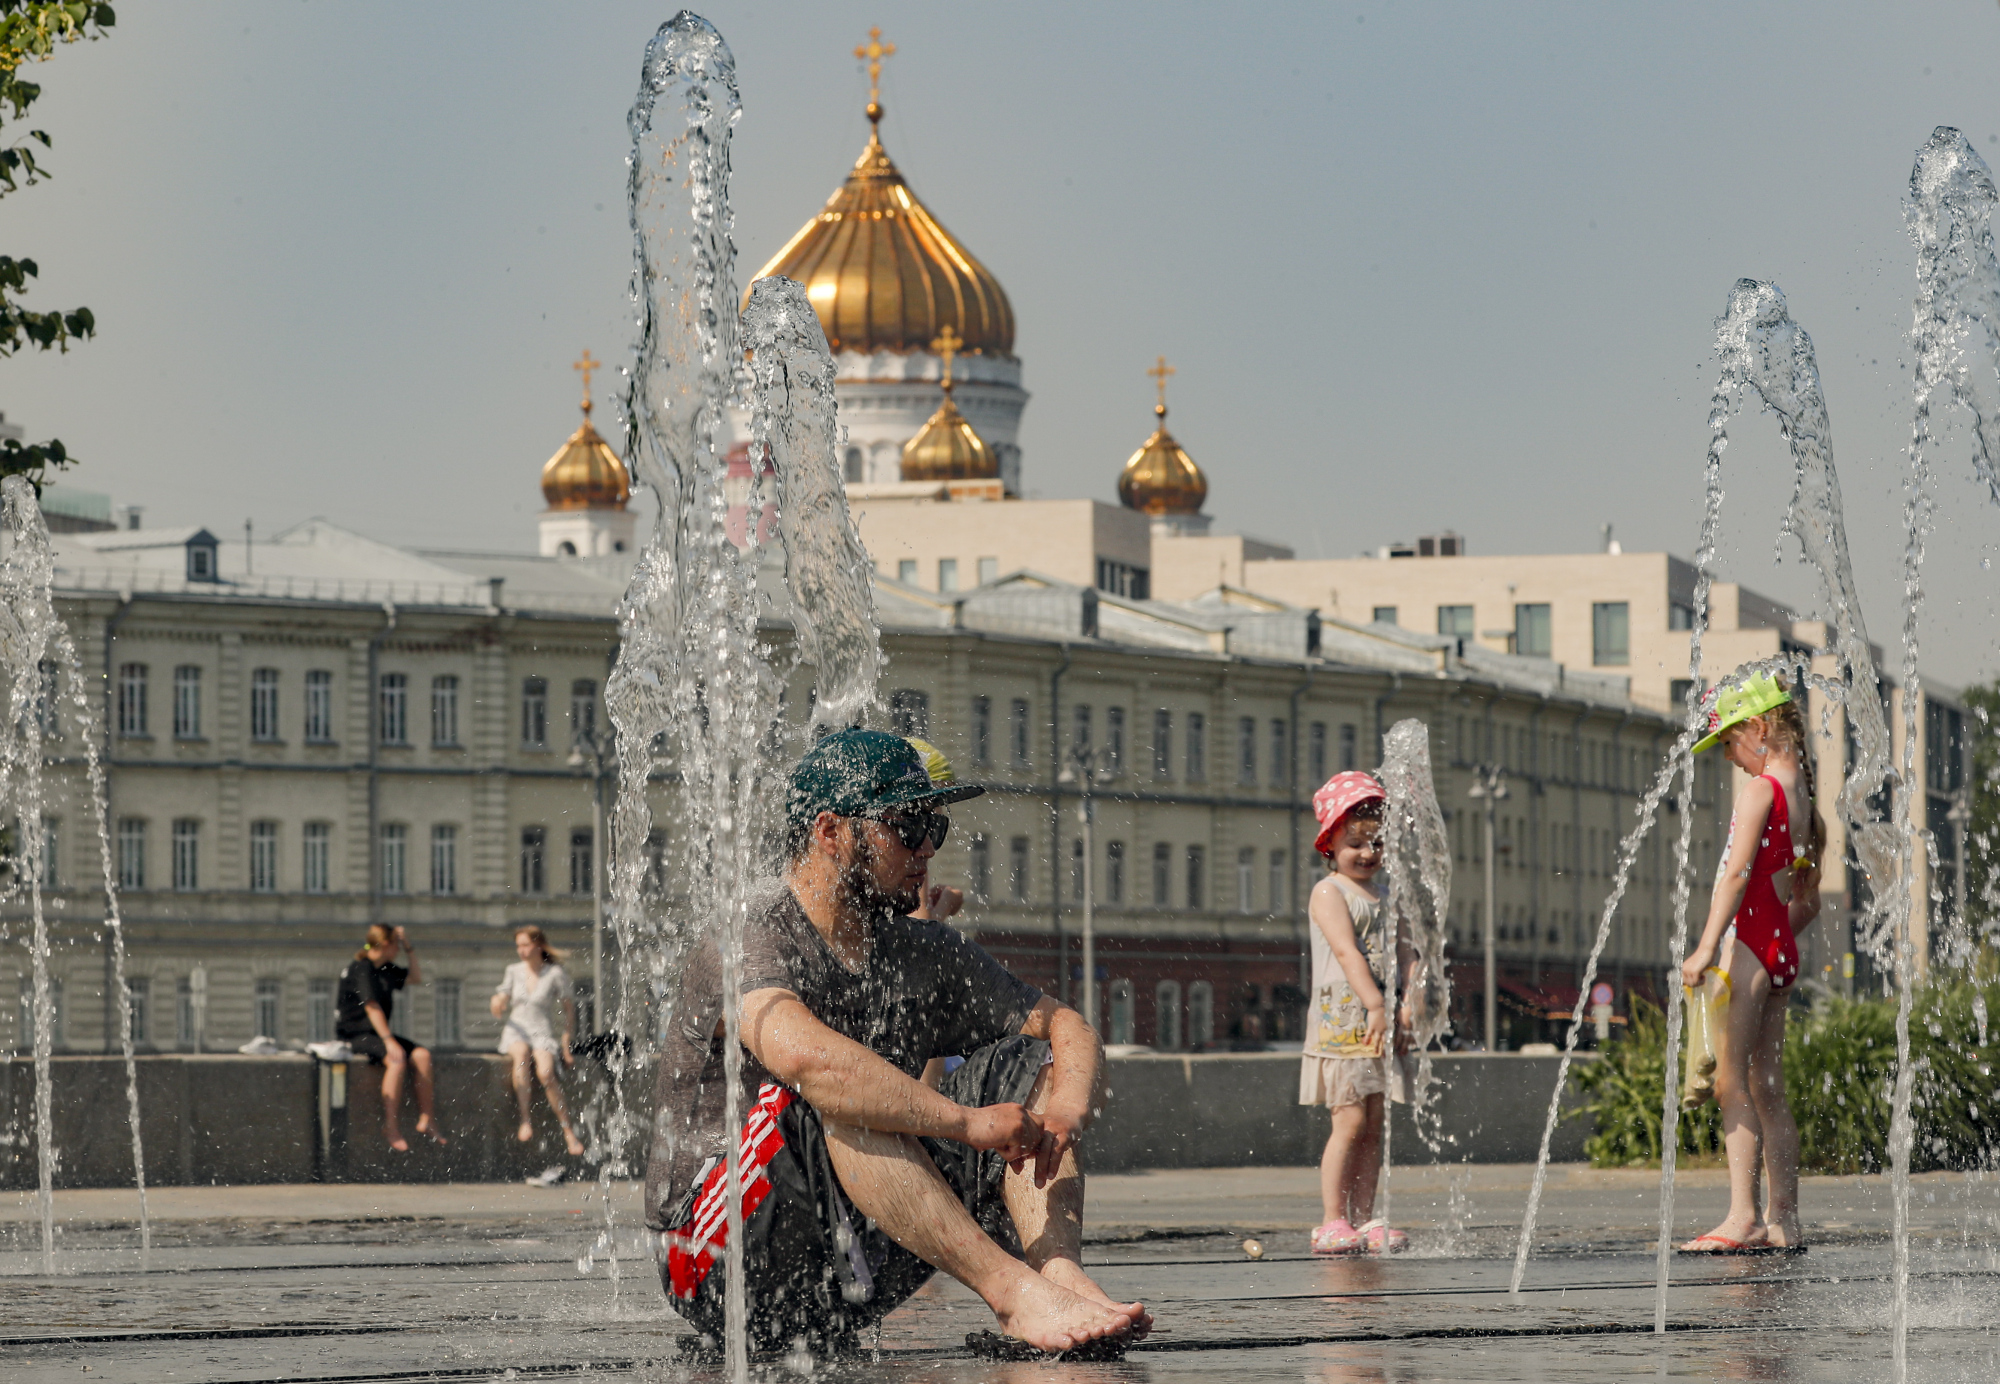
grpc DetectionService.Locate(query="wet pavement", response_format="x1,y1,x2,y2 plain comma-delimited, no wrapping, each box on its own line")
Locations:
3,1165,1998,1382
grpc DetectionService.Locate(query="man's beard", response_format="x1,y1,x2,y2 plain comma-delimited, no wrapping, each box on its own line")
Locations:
835,829,921,918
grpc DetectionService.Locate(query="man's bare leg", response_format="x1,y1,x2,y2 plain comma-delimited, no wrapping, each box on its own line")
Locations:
1004,1066,1152,1336
822,1117,1136,1353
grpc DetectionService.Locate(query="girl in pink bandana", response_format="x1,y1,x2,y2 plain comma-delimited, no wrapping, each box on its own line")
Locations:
1301,771,1411,1255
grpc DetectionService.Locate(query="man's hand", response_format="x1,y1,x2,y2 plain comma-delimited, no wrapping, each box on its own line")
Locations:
924,884,964,920
961,1101,1043,1165
384,1038,404,1064
1031,1104,1087,1188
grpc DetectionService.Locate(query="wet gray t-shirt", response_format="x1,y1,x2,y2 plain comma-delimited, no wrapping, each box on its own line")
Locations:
645,887,1042,1229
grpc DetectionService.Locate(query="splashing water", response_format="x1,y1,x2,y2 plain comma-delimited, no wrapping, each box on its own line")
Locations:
0,475,150,1269
599,15,881,1378
1373,717,1453,1231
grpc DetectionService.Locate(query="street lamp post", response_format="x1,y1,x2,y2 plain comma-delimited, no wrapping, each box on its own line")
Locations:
568,731,611,1036
1945,787,1971,952
1058,746,1111,1033
1467,765,1509,1051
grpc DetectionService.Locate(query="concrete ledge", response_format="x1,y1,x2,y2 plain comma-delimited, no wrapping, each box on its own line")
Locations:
2,1051,1592,1189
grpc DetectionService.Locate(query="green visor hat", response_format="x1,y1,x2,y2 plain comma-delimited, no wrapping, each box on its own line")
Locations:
786,727,984,832
1691,670,1792,755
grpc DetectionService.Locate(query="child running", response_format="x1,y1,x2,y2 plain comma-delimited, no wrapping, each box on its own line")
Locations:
1678,670,1823,1254
1302,771,1411,1255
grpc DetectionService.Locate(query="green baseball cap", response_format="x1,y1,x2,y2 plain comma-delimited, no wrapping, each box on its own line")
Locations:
1691,670,1793,754
786,727,983,830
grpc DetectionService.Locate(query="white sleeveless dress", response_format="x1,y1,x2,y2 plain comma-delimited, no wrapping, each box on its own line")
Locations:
496,961,573,1055
1300,875,1412,1107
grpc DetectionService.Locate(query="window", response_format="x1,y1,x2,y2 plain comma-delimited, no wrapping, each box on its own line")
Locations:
302,822,331,893
643,829,668,898
969,834,991,902
254,977,281,1040
1106,707,1125,779
1010,698,1031,768
379,823,408,894
521,678,548,748
1237,847,1257,913
171,819,199,891
1372,606,1398,626
1152,842,1171,905
1270,718,1289,787
1072,704,1092,759
435,979,462,1047
1269,850,1288,916
520,827,547,894
175,976,195,1048
1592,602,1630,667
1186,713,1206,781
33,659,59,739
1008,837,1030,902
307,978,334,1044
1188,980,1214,1048
1237,717,1257,785
971,696,992,766
186,538,215,580
1669,602,1695,631
1108,979,1135,1046
571,679,598,742
843,446,864,482
250,668,280,741
116,818,145,890
1340,723,1357,771
1070,838,1085,902
1153,710,1172,779
897,559,918,584
1310,722,1328,786
117,663,148,736
173,665,202,738
1155,980,1182,1050
1514,603,1552,658
977,557,998,585
127,976,149,1046
1437,605,1474,639
1105,840,1125,904
570,829,595,895
890,689,930,738
305,670,334,743
432,676,460,746
938,558,959,592
1185,845,1206,911
249,820,279,893
35,815,56,888
378,673,409,745
431,824,457,895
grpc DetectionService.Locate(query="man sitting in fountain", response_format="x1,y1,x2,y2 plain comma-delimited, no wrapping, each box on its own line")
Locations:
646,728,1149,1357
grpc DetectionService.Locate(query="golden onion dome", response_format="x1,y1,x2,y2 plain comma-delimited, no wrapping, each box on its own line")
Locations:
746,101,1014,358
540,355,630,511
1118,357,1207,516
901,327,999,481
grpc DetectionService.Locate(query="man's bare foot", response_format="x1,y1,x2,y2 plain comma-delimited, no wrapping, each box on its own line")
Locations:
517,1120,534,1143
563,1127,585,1157
988,1262,1136,1354
1040,1258,1152,1338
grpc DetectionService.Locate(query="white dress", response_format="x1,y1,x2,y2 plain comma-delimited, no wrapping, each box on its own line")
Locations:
496,961,573,1055
1300,875,1412,1107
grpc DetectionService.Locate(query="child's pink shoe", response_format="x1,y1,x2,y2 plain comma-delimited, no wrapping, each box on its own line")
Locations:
1358,1219,1408,1253
1310,1219,1364,1254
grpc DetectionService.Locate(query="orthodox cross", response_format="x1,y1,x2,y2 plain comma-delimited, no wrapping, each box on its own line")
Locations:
932,325,962,391
1148,354,1175,412
574,349,600,415
856,26,895,124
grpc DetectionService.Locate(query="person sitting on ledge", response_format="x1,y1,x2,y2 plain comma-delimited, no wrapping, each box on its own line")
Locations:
336,923,446,1152
645,728,1149,1357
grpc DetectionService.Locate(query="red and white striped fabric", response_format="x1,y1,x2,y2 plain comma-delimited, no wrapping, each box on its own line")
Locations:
665,1082,796,1300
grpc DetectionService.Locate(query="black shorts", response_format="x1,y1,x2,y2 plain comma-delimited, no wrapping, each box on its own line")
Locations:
343,1032,424,1065
658,1035,1048,1354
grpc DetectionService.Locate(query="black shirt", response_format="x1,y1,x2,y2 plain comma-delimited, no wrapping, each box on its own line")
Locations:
336,959,408,1039
645,887,1041,1228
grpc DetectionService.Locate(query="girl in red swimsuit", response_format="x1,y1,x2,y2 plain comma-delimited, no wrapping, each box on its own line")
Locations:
1679,671,1824,1255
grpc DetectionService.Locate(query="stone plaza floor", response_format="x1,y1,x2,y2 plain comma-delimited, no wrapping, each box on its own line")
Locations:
3,1163,1999,1382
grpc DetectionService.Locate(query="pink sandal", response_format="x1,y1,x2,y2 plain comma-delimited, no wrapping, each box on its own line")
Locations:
1310,1218,1365,1254
1358,1219,1408,1253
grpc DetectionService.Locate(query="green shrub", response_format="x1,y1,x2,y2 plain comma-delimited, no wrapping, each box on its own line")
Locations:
1571,979,2000,1173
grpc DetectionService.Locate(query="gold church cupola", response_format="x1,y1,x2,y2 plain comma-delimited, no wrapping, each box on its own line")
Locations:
538,351,637,559
901,326,1001,491
1117,356,1209,528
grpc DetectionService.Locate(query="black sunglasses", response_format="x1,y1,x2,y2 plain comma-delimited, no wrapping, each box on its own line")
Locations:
868,810,951,851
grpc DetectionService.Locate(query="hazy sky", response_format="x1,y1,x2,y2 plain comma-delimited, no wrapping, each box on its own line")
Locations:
9,1,2000,684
